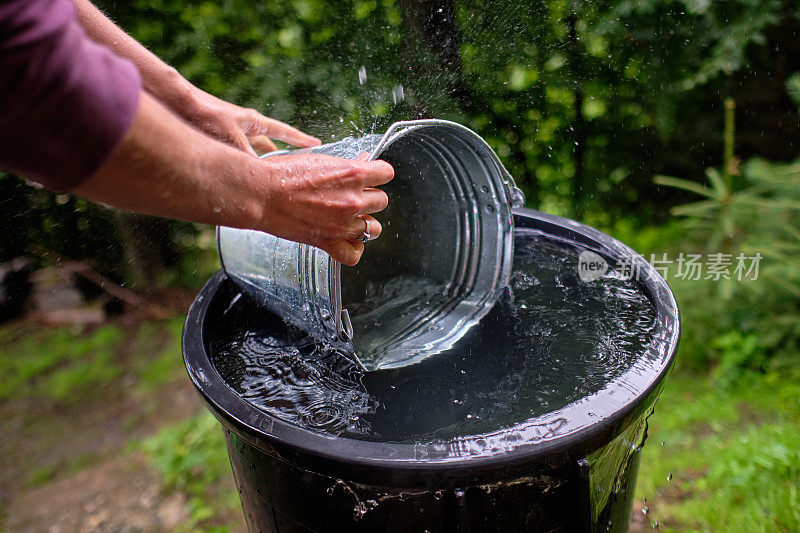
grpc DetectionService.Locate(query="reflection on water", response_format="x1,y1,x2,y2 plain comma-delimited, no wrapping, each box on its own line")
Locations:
210,230,659,444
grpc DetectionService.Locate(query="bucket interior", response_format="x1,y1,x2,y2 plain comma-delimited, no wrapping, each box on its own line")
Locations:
341,125,514,369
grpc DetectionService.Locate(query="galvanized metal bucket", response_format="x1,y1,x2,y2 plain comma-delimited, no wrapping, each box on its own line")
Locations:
217,119,524,371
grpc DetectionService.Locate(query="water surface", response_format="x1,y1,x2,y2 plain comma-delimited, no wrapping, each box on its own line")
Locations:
210,230,658,443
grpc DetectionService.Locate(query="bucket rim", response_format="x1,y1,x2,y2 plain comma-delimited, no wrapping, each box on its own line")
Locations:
183,208,680,481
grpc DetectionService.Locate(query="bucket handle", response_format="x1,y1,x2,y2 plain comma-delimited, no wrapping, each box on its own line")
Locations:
369,119,526,209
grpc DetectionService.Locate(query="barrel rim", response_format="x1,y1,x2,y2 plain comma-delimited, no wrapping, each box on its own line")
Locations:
183,208,680,481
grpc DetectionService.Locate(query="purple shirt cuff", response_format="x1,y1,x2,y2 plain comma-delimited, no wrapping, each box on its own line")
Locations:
0,0,142,191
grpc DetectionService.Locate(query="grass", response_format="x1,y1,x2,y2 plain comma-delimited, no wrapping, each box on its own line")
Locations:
0,323,124,402
132,319,186,394
25,452,100,489
0,318,188,403
0,315,193,521
139,412,240,531
636,369,800,532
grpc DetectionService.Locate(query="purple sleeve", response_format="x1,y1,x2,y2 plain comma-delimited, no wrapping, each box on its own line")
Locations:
0,0,142,191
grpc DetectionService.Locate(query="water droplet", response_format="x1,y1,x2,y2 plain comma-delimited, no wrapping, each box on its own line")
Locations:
326,487,335,495
666,472,672,482
661,441,665,446
486,204,495,213
642,505,649,515
353,506,367,520
651,520,660,528
392,84,405,104
213,206,222,213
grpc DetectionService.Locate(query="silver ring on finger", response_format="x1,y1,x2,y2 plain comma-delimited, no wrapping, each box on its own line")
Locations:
360,218,371,244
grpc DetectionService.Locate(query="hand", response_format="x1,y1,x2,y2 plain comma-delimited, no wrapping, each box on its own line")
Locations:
257,152,394,265
75,93,392,267
182,87,321,155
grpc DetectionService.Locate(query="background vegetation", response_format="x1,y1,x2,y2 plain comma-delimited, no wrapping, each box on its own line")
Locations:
1,0,799,531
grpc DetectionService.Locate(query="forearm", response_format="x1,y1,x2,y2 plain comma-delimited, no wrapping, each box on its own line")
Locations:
76,91,266,230
73,0,192,111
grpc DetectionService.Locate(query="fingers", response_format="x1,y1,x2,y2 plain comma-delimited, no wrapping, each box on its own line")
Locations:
343,215,382,242
249,135,278,153
246,111,321,148
359,188,389,215
326,239,364,266
355,159,394,187
230,131,258,157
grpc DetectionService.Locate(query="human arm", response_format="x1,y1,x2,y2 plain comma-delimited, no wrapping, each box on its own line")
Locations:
72,0,320,154
0,0,388,264
75,91,393,265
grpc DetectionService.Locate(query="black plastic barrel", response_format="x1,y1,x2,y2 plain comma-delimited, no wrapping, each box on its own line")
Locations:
182,208,679,533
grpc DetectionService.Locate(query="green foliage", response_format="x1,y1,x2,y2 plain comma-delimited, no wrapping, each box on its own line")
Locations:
110,0,795,220
657,154,800,379
0,323,123,401
5,0,797,283
45,348,122,401
130,318,185,394
0,318,187,403
709,331,767,387
140,412,239,530
25,464,58,488
158,227,220,291
637,371,800,532
0,174,127,273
